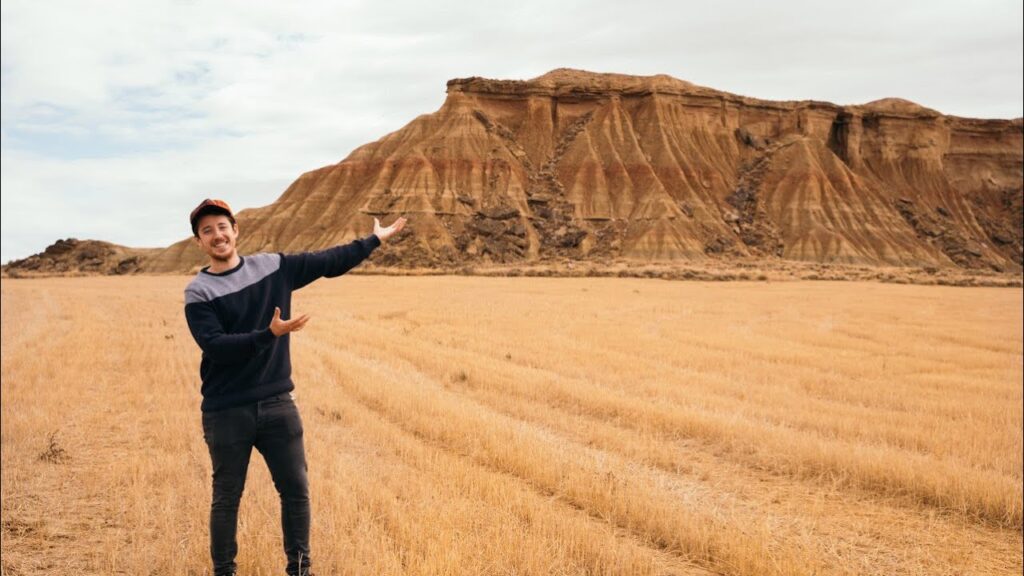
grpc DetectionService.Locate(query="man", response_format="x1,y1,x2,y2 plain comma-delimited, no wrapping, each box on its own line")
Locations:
183,198,406,576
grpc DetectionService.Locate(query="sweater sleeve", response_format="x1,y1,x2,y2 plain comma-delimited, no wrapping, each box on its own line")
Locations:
281,234,381,290
184,299,276,364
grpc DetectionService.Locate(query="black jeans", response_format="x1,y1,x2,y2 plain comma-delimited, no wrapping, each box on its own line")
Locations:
202,392,311,576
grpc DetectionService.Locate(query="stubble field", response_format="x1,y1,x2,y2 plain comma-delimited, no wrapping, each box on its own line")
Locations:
1,275,1021,575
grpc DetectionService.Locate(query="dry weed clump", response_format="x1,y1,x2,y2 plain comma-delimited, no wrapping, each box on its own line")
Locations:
37,432,69,464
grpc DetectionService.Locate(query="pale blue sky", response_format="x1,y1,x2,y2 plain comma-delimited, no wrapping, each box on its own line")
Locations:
2,0,1022,263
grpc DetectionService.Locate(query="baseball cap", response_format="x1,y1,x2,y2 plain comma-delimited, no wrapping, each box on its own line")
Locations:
190,198,235,235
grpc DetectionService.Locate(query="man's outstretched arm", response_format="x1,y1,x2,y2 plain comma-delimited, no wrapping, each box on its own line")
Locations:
282,216,407,290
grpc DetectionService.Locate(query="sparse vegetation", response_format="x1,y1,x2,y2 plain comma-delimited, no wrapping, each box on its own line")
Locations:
1,275,1021,575
37,432,68,464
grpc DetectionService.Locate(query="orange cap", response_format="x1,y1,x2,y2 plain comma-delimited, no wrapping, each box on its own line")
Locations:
190,199,235,235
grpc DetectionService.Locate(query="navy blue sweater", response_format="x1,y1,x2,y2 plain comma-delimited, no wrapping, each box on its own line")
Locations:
184,235,381,411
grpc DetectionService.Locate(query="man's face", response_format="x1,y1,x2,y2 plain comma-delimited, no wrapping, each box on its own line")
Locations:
194,214,239,263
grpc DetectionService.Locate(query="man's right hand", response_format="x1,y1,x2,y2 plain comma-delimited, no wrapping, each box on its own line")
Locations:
269,306,311,337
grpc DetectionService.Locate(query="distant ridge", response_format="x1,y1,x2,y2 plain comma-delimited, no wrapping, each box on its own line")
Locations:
6,69,1022,276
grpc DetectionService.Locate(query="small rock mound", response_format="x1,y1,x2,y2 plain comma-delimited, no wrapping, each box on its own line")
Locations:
2,239,158,277
859,98,940,117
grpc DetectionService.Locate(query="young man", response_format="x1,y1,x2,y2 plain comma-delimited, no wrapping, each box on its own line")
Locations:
184,198,406,576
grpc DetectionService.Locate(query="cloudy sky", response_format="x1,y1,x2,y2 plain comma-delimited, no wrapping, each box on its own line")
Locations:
2,0,1021,263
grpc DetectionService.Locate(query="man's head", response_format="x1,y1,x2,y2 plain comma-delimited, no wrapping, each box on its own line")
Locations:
190,198,236,236
190,198,239,265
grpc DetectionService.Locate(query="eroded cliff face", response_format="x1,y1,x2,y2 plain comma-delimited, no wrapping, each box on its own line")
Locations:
35,69,1024,274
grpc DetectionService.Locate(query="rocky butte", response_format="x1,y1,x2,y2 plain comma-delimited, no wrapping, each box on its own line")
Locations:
6,69,1023,276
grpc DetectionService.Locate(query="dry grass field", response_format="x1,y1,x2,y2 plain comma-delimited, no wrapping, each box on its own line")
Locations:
1,275,1021,575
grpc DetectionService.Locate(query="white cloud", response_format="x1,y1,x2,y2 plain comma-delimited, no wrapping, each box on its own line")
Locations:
2,0,1021,262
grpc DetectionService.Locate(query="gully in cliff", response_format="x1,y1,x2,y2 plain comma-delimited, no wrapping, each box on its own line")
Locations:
182,198,407,576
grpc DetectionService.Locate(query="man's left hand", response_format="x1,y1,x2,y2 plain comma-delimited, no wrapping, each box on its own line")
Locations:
374,216,408,242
